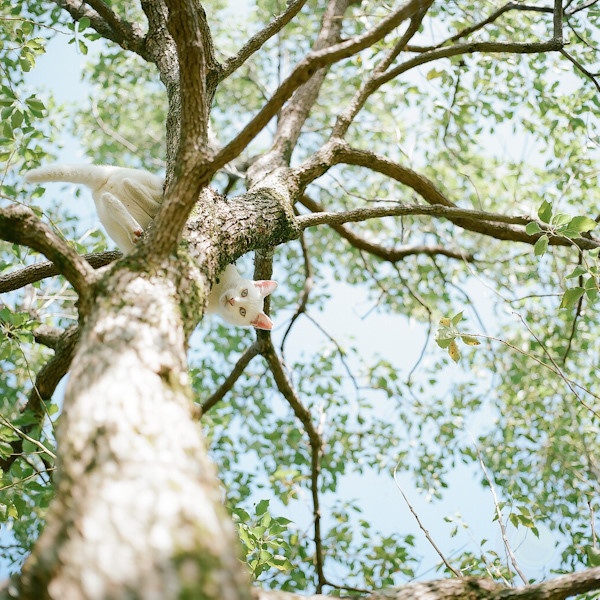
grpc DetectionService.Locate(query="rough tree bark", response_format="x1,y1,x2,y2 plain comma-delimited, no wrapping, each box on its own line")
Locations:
2,0,600,599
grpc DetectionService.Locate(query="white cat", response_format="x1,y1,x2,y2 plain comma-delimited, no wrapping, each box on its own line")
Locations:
206,264,277,330
24,164,164,254
24,164,278,329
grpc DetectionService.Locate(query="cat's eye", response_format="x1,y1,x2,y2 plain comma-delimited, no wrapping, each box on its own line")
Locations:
239,307,246,317
241,289,248,297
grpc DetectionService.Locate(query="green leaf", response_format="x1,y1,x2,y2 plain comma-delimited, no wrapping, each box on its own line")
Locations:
78,17,91,30
587,547,600,567
566,265,587,279
560,287,585,309
533,234,549,256
255,499,269,516
525,221,542,235
568,216,597,233
426,68,444,80
460,335,480,346
537,200,552,223
451,311,463,326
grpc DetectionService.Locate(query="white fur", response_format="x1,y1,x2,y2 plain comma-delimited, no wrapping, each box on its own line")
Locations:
24,164,164,254
25,164,278,329
206,264,277,330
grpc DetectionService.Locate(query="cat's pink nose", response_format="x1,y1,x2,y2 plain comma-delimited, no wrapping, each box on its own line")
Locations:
228,298,235,306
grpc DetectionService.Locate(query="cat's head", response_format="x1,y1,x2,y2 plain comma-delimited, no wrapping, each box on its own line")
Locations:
219,277,278,330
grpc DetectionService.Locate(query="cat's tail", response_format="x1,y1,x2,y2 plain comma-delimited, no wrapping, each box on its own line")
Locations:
23,164,112,189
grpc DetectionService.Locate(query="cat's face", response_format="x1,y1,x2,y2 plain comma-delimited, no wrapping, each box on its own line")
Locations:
219,278,278,330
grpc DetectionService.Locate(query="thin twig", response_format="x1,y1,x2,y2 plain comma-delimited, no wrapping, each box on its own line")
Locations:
392,462,462,578
0,415,56,460
560,48,600,94
280,232,314,358
200,342,262,415
474,444,528,585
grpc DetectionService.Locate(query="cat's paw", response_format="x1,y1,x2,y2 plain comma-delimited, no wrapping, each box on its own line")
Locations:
132,228,143,242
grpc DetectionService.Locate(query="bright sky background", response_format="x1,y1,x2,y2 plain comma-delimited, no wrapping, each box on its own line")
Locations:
3,5,562,585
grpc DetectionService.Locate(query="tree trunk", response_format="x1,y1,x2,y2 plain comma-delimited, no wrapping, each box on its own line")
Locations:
17,264,251,600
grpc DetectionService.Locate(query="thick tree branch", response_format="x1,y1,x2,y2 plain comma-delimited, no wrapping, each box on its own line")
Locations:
164,0,212,153
299,195,474,262
220,0,309,80
331,1,432,138
52,0,149,59
262,0,357,168
0,250,121,294
379,39,562,90
149,0,426,257
296,142,600,250
216,0,428,172
0,205,95,300
297,201,600,250
252,566,600,598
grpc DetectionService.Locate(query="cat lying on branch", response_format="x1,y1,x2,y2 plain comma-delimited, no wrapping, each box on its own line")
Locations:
24,164,277,330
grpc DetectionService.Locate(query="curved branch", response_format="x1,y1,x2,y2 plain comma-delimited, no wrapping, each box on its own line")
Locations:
0,250,121,294
0,205,95,300
264,0,358,166
220,0,309,80
0,325,79,473
379,39,562,90
560,48,600,93
200,342,262,416
299,194,474,262
261,339,326,592
332,2,432,138
52,0,149,59
215,0,428,171
295,142,600,250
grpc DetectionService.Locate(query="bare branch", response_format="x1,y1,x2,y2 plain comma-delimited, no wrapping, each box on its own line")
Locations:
560,48,600,93
216,0,428,172
299,194,475,262
379,39,562,91
280,233,314,357
0,205,95,300
51,0,149,59
164,0,211,153
33,325,64,350
200,342,262,416
474,446,528,584
554,0,564,42
566,0,600,15
248,0,356,180
393,463,462,578
295,142,600,250
220,0,309,80
0,250,121,294
262,339,326,592
297,200,600,250
332,2,432,138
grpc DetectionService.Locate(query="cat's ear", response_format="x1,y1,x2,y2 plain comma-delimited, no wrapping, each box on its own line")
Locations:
251,311,274,330
254,280,277,298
